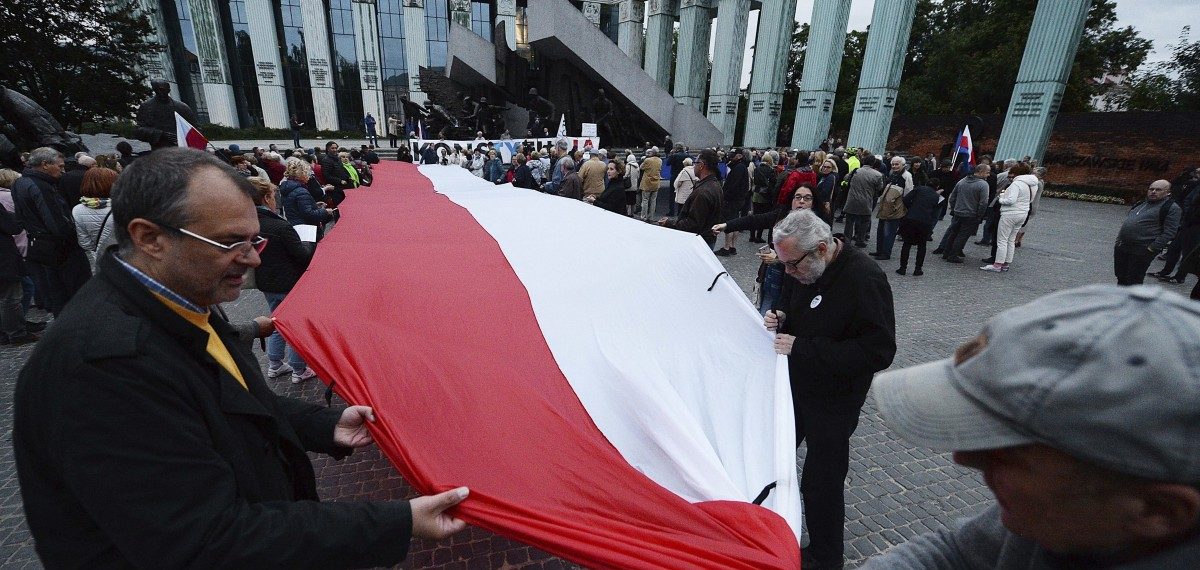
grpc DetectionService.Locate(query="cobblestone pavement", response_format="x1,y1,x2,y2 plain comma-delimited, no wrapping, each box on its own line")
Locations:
0,196,1153,568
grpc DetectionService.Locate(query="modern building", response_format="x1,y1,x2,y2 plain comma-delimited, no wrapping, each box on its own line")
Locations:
140,0,1091,161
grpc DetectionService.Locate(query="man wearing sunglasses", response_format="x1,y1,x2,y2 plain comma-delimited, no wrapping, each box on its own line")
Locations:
14,148,468,568
766,208,896,569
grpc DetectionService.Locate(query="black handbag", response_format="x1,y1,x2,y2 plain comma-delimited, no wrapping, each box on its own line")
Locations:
25,234,65,266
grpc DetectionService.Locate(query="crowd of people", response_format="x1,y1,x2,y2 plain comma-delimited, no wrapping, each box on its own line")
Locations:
4,134,1200,570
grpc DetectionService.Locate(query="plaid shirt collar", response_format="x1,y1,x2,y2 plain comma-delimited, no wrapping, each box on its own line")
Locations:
113,253,208,314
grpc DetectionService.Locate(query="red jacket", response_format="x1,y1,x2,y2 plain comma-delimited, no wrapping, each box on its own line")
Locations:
777,168,817,205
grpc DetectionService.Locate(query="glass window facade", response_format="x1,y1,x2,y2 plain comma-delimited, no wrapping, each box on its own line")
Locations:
328,0,364,131
426,0,449,71
277,0,315,128
470,1,492,42
379,0,409,122
599,3,619,45
228,0,263,126
173,0,209,123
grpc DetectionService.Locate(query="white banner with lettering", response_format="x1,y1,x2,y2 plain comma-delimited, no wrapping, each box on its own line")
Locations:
410,136,602,164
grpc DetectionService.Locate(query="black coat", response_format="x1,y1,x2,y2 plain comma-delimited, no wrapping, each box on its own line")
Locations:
13,252,413,569
0,200,23,281
256,207,313,293
12,169,81,249
899,185,941,242
513,164,537,190
280,178,333,226
723,159,750,205
596,177,629,214
319,151,352,194
57,166,87,206
778,245,896,404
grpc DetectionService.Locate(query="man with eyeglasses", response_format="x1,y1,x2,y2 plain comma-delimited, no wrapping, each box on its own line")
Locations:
765,208,896,569
14,148,469,568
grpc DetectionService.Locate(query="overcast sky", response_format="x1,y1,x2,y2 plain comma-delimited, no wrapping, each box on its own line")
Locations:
732,0,1198,88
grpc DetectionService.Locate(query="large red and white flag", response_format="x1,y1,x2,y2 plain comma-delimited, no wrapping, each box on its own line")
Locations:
274,162,803,568
175,112,208,150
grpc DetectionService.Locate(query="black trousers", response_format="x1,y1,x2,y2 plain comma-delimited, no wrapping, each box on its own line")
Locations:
795,394,864,565
388,133,398,148
1158,225,1200,277
900,239,927,270
943,216,982,257
1114,243,1157,285
750,202,773,240
27,249,91,316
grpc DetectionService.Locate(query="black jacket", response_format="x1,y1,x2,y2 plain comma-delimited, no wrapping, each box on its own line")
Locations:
12,169,78,246
0,200,22,281
778,245,896,403
58,165,87,206
319,152,352,195
668,173,723,241
901,185,940,227
513,164,537,190
256,207,313,293
723,159,749,205
280,178,333,226
14,252,413,569
595,177,629,214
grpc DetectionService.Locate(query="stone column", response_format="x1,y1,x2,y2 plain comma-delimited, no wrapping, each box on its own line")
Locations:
450,0,470,29
995,0,1091,162
186,0,239,126
706,0,750,145
742,0,798,148
244,0,288,128
402,0,429,104
846,0,917,154
496,0,517,50
136,0,179,99
790,0,851,149
582,1,601,26
643,0,677,91
300,0,339,130
617,0,645,64
673,0,712,112
352,0,386,123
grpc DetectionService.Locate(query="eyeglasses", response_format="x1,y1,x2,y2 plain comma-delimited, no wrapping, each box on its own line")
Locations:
778,248,816,271
156,222,267,256
795,195,814,202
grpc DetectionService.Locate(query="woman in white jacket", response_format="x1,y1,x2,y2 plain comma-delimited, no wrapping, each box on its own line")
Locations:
982,163,1037,272
72,167,119,272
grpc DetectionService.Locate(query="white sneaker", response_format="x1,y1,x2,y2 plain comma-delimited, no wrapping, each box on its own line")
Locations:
291,367,317,384
980,264,1003,272
266,362,293,378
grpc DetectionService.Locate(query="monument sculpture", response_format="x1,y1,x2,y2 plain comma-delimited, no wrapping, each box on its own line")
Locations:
0,86,88,170
133,79,198,150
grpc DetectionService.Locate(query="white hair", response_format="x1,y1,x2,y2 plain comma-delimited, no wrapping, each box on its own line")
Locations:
773,209,832,252
558,156,575,172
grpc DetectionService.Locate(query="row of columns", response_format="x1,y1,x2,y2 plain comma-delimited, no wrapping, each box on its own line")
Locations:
626,0,1087,161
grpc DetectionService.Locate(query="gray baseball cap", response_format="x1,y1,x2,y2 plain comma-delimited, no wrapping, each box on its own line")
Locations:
875,284,1200,483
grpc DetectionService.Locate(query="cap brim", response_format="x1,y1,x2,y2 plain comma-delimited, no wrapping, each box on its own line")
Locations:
873,359,1035,452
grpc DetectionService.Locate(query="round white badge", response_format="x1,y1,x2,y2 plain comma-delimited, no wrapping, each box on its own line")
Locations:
810,295,823,309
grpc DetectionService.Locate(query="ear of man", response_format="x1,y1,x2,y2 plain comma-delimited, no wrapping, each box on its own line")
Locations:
1123,484,1200,541
125,218,173,261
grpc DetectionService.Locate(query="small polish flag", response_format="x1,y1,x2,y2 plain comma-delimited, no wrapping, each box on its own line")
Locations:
175,112,208,150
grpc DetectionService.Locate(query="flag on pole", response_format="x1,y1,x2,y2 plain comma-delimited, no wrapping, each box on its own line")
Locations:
556,114,567,138
953,125,975,175
175,112,208,150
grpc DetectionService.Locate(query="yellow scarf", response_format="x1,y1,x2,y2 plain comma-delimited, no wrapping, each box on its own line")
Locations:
152,293,248,390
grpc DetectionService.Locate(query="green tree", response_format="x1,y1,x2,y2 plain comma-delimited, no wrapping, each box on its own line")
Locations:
1118,27,1200,111
0,0,161,129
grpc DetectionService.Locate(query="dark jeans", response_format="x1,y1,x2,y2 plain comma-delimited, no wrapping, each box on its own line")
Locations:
388,134,398,148
1157,225,1200,277
938,215,982,257
843,214,871,245
0,279,24,338
750,202,773,241
980,207,1000,245
874,219,900,258
291,130,301,149
795,395,865,566
26,249,91,316
1114,243,1157,286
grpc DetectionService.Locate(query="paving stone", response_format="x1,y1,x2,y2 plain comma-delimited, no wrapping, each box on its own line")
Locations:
0,197,1141,568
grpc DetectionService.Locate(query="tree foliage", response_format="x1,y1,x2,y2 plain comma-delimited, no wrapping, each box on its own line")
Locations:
782,0,1154,132
1119,27,1200,111
0,0,161,129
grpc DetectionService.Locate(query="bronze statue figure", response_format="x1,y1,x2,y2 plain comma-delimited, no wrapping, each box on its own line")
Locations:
133,79,197,150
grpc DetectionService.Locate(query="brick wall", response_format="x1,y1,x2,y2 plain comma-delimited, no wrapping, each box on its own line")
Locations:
882,111,1200,198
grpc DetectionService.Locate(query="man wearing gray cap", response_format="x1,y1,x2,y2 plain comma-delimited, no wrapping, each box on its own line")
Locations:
865,284,1200,569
